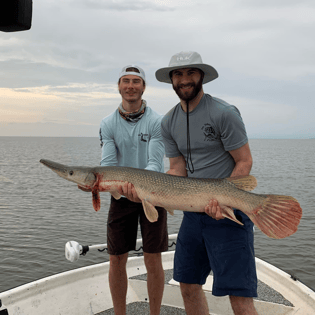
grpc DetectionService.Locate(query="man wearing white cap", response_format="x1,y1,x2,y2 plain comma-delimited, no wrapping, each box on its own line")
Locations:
99,65,168,315
156,52,258,315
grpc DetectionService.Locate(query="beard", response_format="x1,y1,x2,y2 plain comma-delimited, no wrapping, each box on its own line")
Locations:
173,76,203,102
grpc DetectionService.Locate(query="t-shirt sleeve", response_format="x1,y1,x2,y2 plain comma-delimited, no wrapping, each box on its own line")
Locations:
161,114,182,158
219,105,248,151
99,120,118,166
145,116,165,172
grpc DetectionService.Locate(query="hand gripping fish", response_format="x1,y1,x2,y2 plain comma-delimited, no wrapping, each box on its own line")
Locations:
40,159,302,239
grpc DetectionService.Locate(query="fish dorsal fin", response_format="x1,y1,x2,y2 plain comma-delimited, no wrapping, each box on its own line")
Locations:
142,199,159,222
226,175,257,191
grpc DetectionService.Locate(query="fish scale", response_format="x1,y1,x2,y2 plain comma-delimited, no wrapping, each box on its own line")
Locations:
40,159,302,239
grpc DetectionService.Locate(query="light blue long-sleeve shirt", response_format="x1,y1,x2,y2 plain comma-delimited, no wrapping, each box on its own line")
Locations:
99,106,164,172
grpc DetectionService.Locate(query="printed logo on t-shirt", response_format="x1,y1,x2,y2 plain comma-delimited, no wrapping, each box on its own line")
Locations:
201,123,218,141
138,133,149,142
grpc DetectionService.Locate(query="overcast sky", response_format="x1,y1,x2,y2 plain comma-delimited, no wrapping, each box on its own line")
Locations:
1,0,314,138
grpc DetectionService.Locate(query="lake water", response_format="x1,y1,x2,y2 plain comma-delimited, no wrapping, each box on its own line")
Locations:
0,137,314,293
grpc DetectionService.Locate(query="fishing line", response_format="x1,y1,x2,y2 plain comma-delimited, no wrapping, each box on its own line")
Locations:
186,100,194,174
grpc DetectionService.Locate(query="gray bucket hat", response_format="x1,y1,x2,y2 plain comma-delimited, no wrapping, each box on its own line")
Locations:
155,51,218,84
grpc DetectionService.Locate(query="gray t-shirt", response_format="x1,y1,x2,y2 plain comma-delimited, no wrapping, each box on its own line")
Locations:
161,94,248,179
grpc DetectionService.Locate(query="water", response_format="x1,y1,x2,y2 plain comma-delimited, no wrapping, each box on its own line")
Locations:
0,137,314,293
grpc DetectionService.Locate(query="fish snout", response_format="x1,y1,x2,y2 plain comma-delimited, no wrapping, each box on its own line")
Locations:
40,159,68,174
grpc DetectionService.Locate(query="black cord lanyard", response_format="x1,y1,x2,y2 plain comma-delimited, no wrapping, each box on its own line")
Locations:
186,100,194,174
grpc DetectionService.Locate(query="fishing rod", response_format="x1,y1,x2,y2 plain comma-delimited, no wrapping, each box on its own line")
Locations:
65,234,178,262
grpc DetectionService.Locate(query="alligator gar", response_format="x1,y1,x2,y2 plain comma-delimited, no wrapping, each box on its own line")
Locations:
40,159,302,239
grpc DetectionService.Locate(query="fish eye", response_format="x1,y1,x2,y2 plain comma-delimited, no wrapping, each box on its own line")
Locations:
69,171,74,176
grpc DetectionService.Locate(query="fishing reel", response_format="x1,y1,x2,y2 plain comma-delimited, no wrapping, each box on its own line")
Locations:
65,241,89,262
65,241,107,262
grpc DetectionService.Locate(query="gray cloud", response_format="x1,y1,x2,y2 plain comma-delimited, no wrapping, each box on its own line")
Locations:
1,0,315,138
239,0,314,8
73,0,174,11
0,60,118,88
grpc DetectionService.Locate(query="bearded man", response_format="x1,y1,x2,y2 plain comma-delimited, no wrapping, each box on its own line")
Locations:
155,51,258,315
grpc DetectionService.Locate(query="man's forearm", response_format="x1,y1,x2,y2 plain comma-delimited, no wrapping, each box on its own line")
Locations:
146,137,165,172
166,168,187,177
230,161,252,177
167,155,187,177
229,143,253,177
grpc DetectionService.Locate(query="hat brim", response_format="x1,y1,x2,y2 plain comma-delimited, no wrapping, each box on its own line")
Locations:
155,64,218,84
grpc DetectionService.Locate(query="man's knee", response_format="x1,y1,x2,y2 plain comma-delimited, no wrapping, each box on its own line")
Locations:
180,283,203,300
109,253,128,269
144,252,162,273
229,296,257,315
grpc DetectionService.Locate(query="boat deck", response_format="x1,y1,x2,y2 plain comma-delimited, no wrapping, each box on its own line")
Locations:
97,269,293,314
97,302,186,315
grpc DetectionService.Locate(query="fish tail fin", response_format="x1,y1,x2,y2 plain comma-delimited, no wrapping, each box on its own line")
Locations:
247,195,302,239
226,175,257,191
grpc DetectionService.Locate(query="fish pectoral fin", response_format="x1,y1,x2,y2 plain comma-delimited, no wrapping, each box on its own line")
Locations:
226,175,257,191
110,190,122,200
142,199,159,222
92,190,101,212
165,208,175,216
221,206,243,226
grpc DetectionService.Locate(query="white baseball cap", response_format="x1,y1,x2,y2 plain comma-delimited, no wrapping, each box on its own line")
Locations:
119,65,146,83
155,51,218,84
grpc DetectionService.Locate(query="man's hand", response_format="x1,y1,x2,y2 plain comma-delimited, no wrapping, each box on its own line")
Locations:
205,199,225,220
118,182,142,203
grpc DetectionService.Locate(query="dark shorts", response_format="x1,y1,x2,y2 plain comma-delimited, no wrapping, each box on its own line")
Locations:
174,211,257,297
107,196,168,255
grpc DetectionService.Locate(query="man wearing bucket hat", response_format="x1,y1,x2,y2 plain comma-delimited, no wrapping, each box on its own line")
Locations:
156,52,258,315
82,65,168,315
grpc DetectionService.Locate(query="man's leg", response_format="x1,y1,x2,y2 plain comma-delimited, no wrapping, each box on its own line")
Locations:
229,296,258,315
144,252,165,315
140,206,168,314
180,283,209,315
109,253,129,315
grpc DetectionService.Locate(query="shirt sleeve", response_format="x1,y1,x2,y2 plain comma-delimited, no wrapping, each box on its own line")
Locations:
220,105,248,151
161,114,182,158
99,120,118,166
145,116,165,172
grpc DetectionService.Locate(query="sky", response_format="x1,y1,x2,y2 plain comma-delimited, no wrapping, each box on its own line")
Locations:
0,0,315,139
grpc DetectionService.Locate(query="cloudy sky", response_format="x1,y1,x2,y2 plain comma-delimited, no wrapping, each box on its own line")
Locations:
1,0,314,138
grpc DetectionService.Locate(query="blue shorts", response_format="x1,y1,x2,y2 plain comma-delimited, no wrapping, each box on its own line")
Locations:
174,211,257,297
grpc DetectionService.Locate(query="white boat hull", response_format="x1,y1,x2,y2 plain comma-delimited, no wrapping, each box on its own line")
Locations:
1,241,315,315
